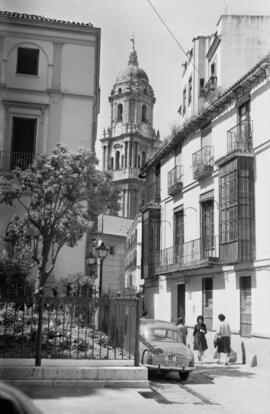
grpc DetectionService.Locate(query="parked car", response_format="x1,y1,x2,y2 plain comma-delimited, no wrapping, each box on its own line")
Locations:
139,319,194,380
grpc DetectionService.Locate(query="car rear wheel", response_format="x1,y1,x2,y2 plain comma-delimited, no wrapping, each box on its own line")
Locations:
179,372,189,381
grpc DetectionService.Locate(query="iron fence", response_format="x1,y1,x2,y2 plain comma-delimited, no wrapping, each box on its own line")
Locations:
0,292,140,363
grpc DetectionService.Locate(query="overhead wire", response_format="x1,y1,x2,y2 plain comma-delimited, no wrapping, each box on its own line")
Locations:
146,0,204,77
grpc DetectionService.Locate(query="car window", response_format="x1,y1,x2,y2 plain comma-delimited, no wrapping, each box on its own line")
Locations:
142,328,181,343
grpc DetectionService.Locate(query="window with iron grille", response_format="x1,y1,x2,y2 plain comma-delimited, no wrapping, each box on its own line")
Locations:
219,157,254,263
17,47,39,75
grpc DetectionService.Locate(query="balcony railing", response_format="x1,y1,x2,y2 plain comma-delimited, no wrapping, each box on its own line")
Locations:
227,119,253,155
157,236,219,272
0,151,34,171
192,146,214,180
109,167,140,181
168,165,183,196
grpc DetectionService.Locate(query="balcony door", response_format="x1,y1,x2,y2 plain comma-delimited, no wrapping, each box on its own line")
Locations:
11,117,37,169
238,101,251,151
201,199,214,258
174,210,184,264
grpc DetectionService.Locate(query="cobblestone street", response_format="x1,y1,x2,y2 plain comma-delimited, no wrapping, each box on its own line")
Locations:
33,362,270,414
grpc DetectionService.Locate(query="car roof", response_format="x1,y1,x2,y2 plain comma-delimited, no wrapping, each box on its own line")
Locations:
140,319,178,330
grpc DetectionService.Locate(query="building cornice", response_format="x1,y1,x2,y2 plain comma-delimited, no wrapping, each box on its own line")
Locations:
140,53,270,174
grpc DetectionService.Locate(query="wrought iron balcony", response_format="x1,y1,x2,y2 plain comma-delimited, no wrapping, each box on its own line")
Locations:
156,236,219,273
227,119,253,155
192,146,214,180
0,151,34,171
168,165,183,196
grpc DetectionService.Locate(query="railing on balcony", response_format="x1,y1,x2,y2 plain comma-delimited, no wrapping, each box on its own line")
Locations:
110,167,140,181
168,165,183,196
0,151,34,171
227,119,253,155
157,236,219,271
192,146,214,180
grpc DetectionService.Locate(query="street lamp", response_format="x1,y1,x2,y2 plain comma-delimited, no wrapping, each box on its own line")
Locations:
95,241,109,297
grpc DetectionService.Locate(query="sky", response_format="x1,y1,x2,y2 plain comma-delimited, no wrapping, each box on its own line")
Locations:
1,0,270,162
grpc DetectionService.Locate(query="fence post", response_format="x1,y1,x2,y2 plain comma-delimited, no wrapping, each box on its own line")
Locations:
134,298,140,366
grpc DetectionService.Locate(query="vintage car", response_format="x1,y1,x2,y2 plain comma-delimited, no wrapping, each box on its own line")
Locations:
139,319,194,380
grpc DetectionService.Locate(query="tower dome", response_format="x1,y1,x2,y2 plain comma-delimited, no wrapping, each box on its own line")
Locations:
116,49,149,83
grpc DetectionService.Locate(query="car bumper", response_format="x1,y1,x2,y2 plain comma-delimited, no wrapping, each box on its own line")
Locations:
143,364,195,372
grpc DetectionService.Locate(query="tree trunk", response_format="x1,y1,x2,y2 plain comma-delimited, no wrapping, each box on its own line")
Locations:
35,291,44,366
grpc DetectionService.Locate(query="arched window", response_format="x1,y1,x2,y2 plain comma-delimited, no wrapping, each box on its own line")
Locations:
115,151,120,170
142,104,147,122
142,151,146,166
143,88,147,94
121,155,124,169
111,157,114,170
117,103,123,122
118,88,122,94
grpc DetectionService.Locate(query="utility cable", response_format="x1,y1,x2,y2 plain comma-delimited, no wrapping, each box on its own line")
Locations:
146,0,204,77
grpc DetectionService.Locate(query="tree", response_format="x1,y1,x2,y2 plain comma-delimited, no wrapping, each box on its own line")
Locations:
0,145,120,365
0,216,35,296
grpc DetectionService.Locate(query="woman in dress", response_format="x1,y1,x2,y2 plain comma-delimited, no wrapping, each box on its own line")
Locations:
193,315,208,361
216,313,231,365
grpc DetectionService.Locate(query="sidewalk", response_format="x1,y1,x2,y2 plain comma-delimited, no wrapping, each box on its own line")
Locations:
31,361,270,414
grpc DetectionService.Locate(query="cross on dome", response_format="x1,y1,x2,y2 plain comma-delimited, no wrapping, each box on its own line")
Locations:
128,34,138,66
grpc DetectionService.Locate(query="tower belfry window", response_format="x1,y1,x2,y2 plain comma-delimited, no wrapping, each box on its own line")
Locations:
117,104,123,122
142,105,147,122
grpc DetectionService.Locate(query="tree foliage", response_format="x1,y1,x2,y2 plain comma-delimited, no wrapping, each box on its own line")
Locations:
0,145,120,289
0,216,35,289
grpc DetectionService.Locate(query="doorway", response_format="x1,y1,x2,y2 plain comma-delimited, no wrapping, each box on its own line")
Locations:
177,284,185,321
240,276,252,336
11,117,37,169
202,277,213,330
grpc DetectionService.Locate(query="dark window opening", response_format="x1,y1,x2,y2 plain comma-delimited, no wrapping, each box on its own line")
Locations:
111,157,114,170
142,151,146,166
118,88,122,94
188,76,192,105
142,105,147,122
117,104,123,122
109,246,115,255
17,47,39,75
115,151,120,170
211,62,216,76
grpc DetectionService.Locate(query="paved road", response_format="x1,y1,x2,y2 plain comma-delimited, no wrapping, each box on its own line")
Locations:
33,362,270,414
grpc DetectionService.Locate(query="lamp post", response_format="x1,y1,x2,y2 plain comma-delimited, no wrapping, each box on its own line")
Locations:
95,241,109,297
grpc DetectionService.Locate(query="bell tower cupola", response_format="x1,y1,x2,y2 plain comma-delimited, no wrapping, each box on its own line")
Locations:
100,38,160,218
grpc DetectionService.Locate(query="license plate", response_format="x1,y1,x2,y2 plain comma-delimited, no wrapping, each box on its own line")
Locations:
164,360,177,366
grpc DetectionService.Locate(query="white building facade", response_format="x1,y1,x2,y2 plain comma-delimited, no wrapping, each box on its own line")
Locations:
0,11,100,281
141,16,270,360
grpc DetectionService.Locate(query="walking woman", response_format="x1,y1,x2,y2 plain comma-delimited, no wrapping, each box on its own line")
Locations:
193,315,208,362
216,314,231,365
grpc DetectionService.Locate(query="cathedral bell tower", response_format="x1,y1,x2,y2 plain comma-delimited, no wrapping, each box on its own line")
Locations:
101,39,160,218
